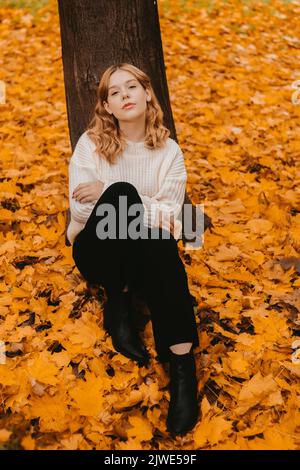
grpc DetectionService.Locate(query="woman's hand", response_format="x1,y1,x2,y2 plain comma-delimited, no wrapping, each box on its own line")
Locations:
72,180,104,204
170,218,175,234
158,211,175,236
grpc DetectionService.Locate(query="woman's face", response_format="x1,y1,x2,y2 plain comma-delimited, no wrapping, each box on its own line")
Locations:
103,69,150,122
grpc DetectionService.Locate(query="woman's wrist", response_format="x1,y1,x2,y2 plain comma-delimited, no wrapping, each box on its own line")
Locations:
97,180,105,192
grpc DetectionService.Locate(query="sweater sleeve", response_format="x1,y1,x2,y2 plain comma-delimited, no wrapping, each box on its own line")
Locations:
68,133,110,224
139,143,187,234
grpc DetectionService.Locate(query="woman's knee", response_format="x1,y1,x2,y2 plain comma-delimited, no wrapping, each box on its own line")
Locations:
105,181,139,197
100,181,143,210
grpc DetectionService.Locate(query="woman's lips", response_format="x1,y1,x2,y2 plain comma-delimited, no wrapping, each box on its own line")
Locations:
123,104,135,109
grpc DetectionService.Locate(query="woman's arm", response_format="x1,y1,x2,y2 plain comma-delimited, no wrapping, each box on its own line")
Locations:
138,144,187,235
72,179,105,204
69,133,109,223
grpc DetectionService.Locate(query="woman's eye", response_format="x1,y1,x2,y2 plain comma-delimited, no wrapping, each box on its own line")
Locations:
112,86,136,96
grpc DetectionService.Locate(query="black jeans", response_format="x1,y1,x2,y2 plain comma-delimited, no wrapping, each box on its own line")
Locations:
72,182,199,363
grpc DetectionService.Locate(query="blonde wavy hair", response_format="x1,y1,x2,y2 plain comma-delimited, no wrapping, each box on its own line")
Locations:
86,63,170,164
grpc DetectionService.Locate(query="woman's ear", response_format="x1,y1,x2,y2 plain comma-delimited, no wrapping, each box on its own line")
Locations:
103,101,110,114
145,88,151,102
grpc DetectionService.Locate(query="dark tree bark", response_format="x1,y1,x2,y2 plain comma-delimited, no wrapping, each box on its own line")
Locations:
57,0,212,247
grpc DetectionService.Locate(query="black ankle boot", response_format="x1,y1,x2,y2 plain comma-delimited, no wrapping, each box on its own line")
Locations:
166,349,199,436
103,290,149,367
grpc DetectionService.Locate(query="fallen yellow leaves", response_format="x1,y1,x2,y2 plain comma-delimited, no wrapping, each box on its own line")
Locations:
26,351,60,386
0,0,300,451
194,398,232,447
127,415,153,441
0,428,13,443
69,372,107,417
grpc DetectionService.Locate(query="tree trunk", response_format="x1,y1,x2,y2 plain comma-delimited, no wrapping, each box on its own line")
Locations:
57,0,212,247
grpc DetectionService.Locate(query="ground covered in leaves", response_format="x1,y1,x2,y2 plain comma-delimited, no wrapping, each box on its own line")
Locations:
0,0,300,450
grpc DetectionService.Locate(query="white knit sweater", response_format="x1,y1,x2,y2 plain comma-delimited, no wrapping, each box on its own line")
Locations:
67,131,187,245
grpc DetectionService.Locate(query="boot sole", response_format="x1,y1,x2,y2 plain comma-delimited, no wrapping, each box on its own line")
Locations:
166,408,199,436
112,339,150,366
104,310,150,366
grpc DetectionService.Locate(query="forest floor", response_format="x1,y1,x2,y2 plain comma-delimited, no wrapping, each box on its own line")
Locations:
0,0,299,451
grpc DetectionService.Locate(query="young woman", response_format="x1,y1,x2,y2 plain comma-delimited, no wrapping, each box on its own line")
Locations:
67,63,200,436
